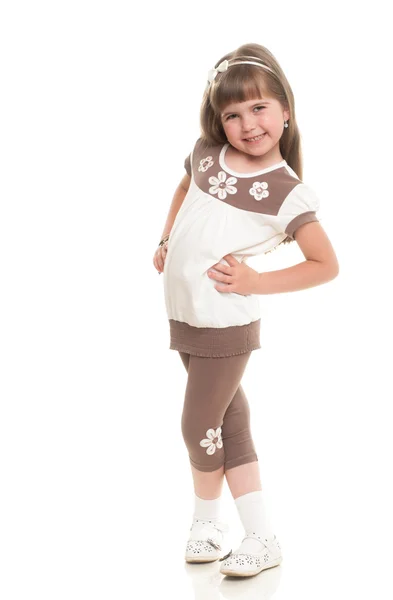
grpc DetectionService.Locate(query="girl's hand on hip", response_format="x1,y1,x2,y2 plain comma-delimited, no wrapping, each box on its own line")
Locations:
153,242,168,274
208,254,259,295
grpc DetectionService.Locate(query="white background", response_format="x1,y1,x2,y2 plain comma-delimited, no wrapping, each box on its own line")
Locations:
1,1,392,598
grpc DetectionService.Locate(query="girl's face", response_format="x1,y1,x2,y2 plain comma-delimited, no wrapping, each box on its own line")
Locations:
220,96,289,159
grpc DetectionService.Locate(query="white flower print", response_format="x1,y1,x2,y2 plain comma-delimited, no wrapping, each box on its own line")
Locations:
198,156,214,172
209,171,238,200
249,181,269,201
199,427,223,455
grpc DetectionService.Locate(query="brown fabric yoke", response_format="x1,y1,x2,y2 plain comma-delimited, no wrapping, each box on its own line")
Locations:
186,138,302,217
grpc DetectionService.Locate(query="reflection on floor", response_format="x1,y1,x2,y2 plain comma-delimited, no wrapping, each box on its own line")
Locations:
184,558,282,600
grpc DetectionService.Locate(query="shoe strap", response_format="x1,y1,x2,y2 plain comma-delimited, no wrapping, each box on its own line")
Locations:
242,532,276,551
189,519,229,548
191,518,229,534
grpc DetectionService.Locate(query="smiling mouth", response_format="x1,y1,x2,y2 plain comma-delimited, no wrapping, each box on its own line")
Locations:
244,133,266,142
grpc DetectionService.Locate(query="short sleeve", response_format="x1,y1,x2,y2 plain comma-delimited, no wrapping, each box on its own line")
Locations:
276,183,321,239
184,153,191,177
184,137,204,177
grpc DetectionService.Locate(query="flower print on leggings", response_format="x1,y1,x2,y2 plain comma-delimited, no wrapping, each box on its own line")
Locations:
199,427,223,455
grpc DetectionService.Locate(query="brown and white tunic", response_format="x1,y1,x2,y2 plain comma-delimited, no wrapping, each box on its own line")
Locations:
163,137,321,357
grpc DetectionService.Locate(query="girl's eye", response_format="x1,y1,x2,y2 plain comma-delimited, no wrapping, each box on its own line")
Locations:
225,106,265,121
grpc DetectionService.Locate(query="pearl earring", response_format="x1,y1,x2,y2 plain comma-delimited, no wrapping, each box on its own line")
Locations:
284,120,289,128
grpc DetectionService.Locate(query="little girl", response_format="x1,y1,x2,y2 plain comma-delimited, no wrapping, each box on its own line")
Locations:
153,42,339,578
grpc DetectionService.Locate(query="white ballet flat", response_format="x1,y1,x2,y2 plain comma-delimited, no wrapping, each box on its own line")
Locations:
220,533,283,577
185,518,230,563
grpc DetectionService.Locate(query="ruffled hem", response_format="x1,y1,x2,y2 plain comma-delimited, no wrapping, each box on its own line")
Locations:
170,343,261,358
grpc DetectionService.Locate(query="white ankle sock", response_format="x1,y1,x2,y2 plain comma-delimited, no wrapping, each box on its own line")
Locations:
235,490,274,553
193,494,221,522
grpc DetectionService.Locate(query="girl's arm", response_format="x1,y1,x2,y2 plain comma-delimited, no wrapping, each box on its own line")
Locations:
255,221,339,294
153,173,191,273
159,173,191,240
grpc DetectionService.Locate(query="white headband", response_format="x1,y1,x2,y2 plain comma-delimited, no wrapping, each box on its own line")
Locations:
206,58,275,89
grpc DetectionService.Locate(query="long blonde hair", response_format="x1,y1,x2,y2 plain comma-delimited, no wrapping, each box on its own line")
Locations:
200,42,303,182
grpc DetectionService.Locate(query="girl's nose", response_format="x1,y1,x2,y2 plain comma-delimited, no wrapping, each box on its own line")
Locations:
242,118,257,132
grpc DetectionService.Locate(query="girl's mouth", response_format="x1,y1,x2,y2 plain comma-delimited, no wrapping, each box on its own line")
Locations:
244,133,266,143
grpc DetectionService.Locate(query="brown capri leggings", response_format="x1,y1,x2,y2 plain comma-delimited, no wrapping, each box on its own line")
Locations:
179,351,258,473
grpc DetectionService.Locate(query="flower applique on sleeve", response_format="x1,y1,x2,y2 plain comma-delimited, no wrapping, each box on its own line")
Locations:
276,183,321,240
